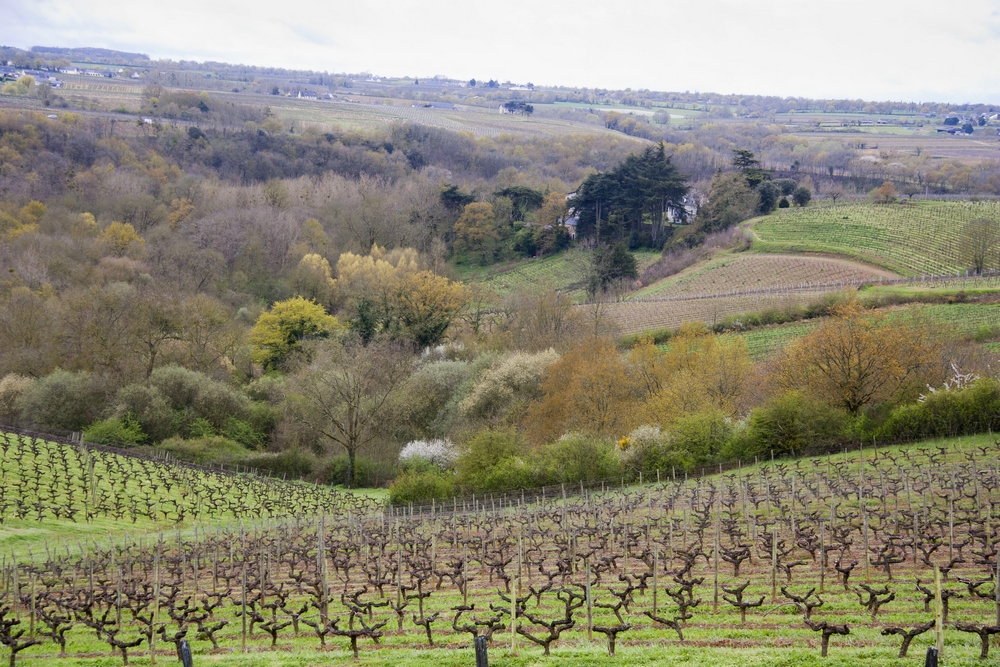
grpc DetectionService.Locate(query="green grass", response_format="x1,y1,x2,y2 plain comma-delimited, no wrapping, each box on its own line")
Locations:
455,249,661,302
749,200,1000,276
717,300,1000,361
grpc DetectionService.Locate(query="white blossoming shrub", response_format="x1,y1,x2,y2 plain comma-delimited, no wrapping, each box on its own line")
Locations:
398,438,458,469
458,349,559,422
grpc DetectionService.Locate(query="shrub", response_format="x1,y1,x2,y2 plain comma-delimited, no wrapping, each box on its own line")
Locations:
389,469,457,504
619,425,695,477
149,365,251,431
318,454,394,487
0,374,31,424
534,433,622,485
459,350,559,424
873,378,1000,441
737,392,849,459
670,409,733,466
396,360,469,438
398,438,458,469
455,429,528,491
113,384,176,442
222,417,266,449
84,416,146,446
158,436,250,466
244,448,318,479
18,370,101,432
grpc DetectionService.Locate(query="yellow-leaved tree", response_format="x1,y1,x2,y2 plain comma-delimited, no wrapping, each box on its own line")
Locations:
453,202,498,264
98,221,146,258
333,244,466,348
626,324,752,429
249,296,342,369
291,253,336,306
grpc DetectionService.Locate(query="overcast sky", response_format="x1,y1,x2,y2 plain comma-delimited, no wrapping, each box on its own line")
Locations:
4,0,1000,104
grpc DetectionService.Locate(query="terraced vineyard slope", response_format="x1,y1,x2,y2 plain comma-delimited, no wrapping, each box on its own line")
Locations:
750,200,1000,276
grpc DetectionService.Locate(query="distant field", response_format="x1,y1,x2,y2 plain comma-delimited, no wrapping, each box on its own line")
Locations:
259,96,622,138
637,253,894,298
749,200,1000,276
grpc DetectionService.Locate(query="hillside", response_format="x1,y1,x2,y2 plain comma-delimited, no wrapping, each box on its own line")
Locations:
615,200,1000,337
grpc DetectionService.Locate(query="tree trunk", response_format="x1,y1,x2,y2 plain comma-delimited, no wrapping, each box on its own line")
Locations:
346,448,356,488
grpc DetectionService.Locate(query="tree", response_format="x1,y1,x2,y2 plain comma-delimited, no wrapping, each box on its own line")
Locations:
960,217,1000,273
697,172,758,232
454,202,499,264
828,184,847,203
870,181,897,204
98,222,146,258
756,181,780,214
290,338,410,486
732,149,769,188
775,302,939,414
571,143,689,245
792,186,812,207
440,185,475,211
249,297,342,369
589,243,638,297
526,337,640,443
394,270,467,348
962,122,975,134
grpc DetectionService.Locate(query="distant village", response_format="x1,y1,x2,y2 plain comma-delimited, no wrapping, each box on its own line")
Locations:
0,62,144,89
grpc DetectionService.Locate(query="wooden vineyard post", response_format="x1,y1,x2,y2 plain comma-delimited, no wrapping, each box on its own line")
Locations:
771,527,778,603
510,536,521,656
934,565,944,660
28,574,35,639
151,541,160,665
862,502,871,582
585,557,593,641
713,512,720,614
818,520,826,594
652,548,659,614
995,558,1000,628
241,562,247,652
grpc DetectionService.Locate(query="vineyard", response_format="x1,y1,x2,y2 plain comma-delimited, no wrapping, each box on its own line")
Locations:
637,254,894,299
0,429,376,557
750,201,1000,276
600,290,837,335
0,430,997,666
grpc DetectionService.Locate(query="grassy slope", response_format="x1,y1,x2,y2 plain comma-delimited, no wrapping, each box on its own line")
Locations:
455,248,661,302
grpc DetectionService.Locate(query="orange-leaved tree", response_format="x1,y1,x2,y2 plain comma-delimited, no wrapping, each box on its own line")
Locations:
526,336,641,443
774,302,940,414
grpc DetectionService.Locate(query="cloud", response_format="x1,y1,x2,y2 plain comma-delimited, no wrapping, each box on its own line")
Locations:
1,0,998,102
